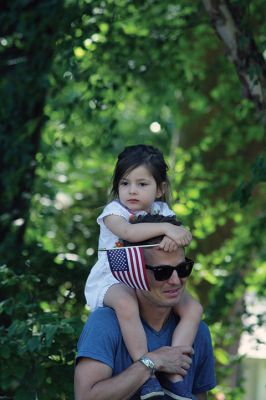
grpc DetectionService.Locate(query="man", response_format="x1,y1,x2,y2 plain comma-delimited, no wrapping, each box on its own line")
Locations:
75,216,216,400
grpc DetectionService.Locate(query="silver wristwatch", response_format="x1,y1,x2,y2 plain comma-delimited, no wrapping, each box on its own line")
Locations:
138,356,156,376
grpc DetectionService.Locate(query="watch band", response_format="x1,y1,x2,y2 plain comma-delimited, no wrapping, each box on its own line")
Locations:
138,355,156,376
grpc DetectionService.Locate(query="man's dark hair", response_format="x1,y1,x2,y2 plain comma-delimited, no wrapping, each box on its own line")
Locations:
123,214,182,247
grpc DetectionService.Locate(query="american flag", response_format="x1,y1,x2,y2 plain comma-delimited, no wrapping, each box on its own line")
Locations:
107,247,150,291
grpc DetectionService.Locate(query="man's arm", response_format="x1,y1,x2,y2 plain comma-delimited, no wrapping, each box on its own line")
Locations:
75,346,194,400
74,358,150,400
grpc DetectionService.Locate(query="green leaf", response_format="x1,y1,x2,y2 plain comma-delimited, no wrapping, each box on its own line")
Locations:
27,336,41,352
215,348,230,365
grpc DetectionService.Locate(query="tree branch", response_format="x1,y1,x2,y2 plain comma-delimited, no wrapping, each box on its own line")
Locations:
202,0,266,115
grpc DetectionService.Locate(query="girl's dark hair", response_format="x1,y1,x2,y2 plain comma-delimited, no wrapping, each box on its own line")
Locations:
110,144,170,202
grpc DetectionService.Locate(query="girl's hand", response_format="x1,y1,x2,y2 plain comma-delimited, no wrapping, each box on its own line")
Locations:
159,236,178,252
165,224,192,247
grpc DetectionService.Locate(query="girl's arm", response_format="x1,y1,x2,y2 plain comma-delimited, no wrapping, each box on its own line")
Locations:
168,291,203,383
104,215,192,246
172,290,203,347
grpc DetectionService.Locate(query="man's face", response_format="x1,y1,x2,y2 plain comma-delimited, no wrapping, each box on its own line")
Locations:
140,247,187,307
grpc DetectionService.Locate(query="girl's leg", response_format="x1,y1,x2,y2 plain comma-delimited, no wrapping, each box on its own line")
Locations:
104,284,148,361
170,291,203,382
104,284,165,399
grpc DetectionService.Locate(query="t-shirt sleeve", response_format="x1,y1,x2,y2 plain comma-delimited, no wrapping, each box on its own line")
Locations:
155,202,176,217
76,309,119,370
97,201,129,227
192,322,216,394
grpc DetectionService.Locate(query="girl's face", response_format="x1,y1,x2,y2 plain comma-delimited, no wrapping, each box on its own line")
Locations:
118,165,164,212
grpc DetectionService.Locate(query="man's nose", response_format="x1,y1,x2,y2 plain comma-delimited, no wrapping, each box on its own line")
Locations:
168,270,182,284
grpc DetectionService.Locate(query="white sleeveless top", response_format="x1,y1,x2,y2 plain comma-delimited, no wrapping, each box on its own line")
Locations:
84,200,175,310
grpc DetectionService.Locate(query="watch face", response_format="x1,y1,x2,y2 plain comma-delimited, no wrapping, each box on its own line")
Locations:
146,359,154,368
139,356,155,373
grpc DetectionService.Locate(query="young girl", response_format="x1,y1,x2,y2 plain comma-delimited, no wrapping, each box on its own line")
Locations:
85,144,202,399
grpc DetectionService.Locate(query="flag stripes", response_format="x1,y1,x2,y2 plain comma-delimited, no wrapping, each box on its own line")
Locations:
107,247,150,291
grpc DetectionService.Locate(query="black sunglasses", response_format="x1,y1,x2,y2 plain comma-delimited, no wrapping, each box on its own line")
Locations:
146,258,194,281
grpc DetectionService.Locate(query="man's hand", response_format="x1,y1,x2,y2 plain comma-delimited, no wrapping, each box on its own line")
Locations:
146,345,194,376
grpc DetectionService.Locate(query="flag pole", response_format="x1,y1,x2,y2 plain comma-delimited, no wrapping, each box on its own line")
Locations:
99,244,159,251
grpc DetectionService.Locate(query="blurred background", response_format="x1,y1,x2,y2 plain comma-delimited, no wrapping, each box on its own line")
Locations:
0,1,265,399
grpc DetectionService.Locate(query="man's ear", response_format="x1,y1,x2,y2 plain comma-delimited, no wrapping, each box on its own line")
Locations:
156,182,166,198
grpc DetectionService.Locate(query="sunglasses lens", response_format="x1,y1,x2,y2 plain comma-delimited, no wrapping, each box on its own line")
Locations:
154,268,173,281
146,259,194,281
177,261,194,278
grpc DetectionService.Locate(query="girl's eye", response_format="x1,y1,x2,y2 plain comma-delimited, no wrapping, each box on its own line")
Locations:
120,181,128,186
139,182,148,187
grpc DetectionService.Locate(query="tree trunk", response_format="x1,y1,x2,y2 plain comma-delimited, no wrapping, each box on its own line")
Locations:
202,0,266,117
0,1,65,264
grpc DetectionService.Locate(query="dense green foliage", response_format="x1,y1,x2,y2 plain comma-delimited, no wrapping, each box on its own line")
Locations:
0,1,265,399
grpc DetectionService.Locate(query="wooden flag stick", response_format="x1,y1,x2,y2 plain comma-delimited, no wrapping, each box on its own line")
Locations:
99,244,159,251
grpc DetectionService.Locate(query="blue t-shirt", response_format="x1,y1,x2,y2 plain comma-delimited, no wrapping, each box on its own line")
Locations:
76,308,216,399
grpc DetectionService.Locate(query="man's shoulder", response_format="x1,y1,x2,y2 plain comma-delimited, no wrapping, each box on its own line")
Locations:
77,307,123,368
87,307,122,335
78,308,121,352
89,307,119,324
196,320,212,341
198,320,210,331
194,320,214,360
